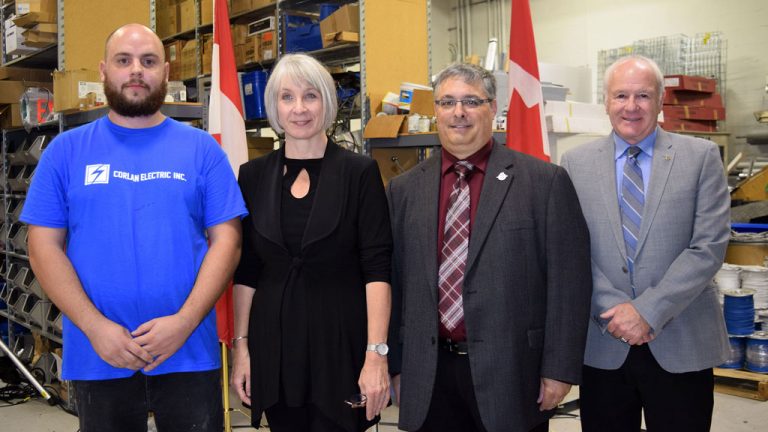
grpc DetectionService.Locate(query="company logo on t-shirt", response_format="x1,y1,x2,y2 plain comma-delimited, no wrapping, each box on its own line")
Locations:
85,164,110,185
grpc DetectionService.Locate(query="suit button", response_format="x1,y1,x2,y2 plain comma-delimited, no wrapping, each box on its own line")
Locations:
431,337,436,345
622,266,628,273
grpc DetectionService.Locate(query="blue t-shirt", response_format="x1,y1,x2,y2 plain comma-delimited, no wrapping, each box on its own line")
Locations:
21,116,248,380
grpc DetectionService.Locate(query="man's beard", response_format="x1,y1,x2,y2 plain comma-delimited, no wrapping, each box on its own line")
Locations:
104,74,167,117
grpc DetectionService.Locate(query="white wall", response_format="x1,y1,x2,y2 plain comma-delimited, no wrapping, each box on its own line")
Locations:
431,0,768,159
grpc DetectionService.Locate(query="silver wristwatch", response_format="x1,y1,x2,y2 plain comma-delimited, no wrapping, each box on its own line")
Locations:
366,342,389,356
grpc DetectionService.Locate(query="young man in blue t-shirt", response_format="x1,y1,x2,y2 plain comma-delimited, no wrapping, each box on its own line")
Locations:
21,23,247,431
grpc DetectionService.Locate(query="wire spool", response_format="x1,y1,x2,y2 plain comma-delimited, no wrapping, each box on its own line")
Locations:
740,265,768,309
723,289,756,336
720,335,748,369
746,331,768,373
715,264,741,304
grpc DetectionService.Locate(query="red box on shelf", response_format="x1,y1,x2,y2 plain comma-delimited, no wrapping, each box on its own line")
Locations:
663,75,717,93
663,90,723,108
662,105,726,121
660,119,718,133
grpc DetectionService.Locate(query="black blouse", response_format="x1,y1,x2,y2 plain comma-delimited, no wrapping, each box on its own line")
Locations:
234,142,392,432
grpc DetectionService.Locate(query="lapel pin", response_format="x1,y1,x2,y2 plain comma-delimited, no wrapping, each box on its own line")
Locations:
496,172,508,181
664,155,672,161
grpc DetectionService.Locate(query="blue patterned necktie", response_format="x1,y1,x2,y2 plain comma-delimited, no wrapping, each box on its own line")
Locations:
621,146,644,283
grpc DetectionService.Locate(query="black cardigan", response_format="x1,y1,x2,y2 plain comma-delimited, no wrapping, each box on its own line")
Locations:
234,141,392,431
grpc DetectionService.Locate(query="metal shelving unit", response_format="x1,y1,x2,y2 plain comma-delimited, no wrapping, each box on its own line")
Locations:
1,125,62,347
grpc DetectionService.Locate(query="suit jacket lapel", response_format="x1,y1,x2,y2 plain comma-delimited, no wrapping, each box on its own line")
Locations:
417,154,442,304
598,134,627,261
465,143,514,275
302,141,344,249
251,149,286,250
635,130,675,255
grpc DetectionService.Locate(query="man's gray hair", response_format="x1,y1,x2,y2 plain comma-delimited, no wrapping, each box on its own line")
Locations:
433,63,496,99
603,55,665,105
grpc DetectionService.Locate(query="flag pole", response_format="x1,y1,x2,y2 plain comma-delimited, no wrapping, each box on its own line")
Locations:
221,342,232,432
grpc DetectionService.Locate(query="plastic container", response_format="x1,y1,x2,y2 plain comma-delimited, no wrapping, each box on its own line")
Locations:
241,71,269,120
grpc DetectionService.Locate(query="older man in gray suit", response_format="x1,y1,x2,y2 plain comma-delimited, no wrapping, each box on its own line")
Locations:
387,63,592,432
560,55,730,432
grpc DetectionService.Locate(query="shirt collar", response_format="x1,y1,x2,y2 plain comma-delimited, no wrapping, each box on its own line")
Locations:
441,140,493,176
613,127,657,161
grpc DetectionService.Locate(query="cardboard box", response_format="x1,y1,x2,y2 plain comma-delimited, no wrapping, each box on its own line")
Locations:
4,18,38,55
0,66,51,82
52,69,102,112
15,0,55,15
247,136,275,149
0,103,23,129
178,0,196,33
240,35,261,65
663,90,723,108
660,118,718,133
156,0,179,38
260,31,276,61
662,105,726,121
21,27,56,47
546,115,613,134
165,40,185,81
12,10,56,28
544,100,607,119
0,79,53,108
247,16,275,36
201,0,213,25
664,75,717,93
202,34,213,75
322,31,358,48
409,89,435,117
230,0,252,15
13,0,57,27
248,147,272,160
372,147,420,184
232,0,275,15
363,115,408,139
319,3,359,48
232,23,249,45
180,39,198,80
725,243,768,266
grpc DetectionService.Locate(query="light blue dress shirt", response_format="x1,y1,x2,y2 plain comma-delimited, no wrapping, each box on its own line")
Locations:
614,128,657,203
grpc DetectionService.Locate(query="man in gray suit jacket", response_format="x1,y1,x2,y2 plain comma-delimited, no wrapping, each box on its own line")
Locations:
560,55,730,432
387,63,592,432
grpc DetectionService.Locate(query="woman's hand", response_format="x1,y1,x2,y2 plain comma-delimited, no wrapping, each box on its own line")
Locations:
358,352,390,420
230,342,251,405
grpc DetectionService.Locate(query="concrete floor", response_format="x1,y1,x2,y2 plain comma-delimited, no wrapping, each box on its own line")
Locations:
1,382,766,432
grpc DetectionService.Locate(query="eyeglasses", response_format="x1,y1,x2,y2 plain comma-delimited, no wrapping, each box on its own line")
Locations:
434,98,493,110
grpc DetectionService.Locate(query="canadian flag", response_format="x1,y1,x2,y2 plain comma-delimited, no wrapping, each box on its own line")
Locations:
506,0,550,161
209,0,248,347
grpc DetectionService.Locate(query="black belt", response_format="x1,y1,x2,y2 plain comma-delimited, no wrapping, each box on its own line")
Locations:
438,339,468,355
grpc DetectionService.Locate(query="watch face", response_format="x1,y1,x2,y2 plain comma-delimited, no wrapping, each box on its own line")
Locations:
376,343,389,355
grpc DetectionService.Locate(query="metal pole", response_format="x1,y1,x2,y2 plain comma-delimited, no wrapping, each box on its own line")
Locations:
221,342,232,432
0,337,52,401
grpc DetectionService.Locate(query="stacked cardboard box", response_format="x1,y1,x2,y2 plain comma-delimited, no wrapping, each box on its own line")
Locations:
165,40,186,81
230,0,276,16
5,1,57,56
180,39,198,81
156,0,197,38
319,3,359,48
0,67,53,128
660,75,724,133
235,30,276,67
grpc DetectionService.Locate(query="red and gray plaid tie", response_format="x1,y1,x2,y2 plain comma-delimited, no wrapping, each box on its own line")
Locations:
438,161,474,331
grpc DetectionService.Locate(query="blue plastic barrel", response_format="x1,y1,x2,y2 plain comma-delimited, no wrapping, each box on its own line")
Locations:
242,70,269,120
